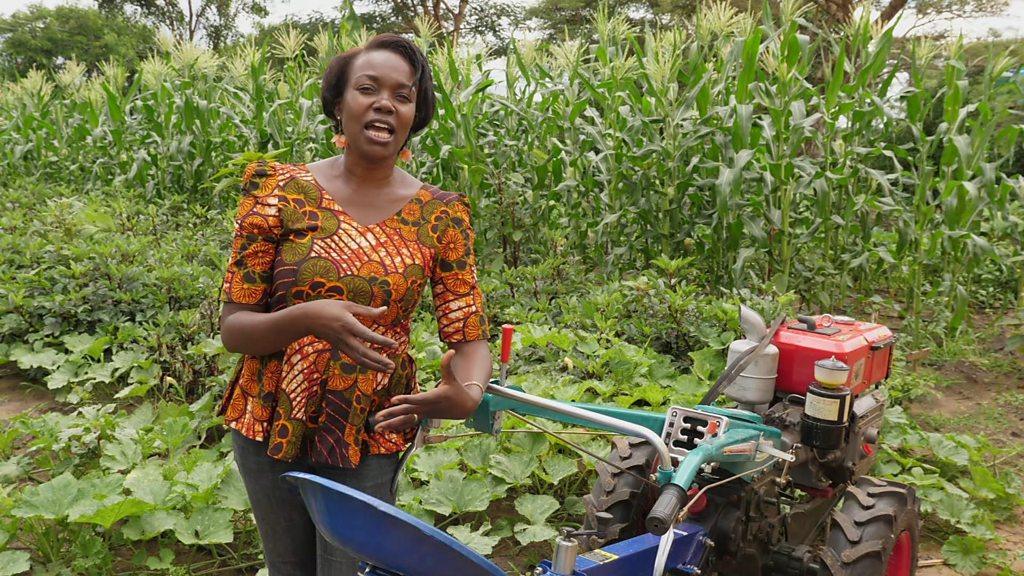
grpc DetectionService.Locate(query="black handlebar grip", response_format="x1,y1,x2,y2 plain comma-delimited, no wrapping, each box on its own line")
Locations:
646,484,687,536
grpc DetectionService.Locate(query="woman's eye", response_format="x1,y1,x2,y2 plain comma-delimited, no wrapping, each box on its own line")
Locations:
357,85,375,94
396,93,411,102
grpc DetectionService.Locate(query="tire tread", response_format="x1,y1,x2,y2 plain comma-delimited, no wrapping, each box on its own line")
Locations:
823,476,920,576
581,438,659,551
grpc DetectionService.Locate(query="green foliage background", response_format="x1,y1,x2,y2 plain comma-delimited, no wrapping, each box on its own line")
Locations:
0,5,157,80
0,2,1022,575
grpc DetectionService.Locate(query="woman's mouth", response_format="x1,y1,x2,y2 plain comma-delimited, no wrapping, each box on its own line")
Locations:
363,120,395,144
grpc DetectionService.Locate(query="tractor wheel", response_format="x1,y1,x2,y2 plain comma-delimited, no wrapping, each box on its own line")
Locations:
822,476,920,576
581,436,661,551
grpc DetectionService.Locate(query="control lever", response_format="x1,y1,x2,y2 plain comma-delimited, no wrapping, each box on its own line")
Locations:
499,324,514,386
758,440,796,462
490,324,515,435
563,512,609,541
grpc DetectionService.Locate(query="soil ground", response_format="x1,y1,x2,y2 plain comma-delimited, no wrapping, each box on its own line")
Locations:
907,338,1024,576
0,371,52,420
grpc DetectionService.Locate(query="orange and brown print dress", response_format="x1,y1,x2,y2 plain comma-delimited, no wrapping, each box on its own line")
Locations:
218,161,489,467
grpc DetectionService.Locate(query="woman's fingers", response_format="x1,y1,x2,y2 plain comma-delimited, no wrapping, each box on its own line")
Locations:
438,349,457,384
338,338,394,372
374,413,418,433
377,382,480,423
340,343,387,371
374,401,420,422
387,391,431,407
345,319,398,348
345,303,388,317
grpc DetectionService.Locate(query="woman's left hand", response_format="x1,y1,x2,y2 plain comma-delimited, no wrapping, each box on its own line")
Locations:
373,349,483,433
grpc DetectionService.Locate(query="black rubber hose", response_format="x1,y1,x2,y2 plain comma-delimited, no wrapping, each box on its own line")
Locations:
645,483,687,536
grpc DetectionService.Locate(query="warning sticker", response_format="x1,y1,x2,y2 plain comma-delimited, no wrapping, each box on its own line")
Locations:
805,394,841,421
580,549,618,563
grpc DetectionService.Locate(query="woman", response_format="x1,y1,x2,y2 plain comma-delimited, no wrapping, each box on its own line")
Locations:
217,34,492,575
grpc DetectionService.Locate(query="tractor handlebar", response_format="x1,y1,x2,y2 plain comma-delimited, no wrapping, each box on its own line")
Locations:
646,483,687,536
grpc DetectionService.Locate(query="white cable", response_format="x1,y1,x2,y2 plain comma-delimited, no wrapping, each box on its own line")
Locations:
652,527,674,576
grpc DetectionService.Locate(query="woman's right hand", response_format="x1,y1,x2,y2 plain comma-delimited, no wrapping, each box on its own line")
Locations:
301,300,398,372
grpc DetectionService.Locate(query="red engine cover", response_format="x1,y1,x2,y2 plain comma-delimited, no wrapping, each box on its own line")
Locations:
772,318,895,395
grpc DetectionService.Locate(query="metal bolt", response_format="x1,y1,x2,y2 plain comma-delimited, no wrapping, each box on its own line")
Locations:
533,568,545,575
701,536,715,548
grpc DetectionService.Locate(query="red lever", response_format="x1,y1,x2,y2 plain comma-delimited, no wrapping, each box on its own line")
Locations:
500,324,515,364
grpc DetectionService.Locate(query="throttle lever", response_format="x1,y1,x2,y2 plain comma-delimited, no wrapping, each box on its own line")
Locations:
499,324,514,385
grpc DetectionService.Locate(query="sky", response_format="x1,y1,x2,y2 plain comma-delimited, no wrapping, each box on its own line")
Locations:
2,0,1024,39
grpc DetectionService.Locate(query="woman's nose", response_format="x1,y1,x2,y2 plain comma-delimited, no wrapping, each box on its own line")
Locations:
373,97,395,113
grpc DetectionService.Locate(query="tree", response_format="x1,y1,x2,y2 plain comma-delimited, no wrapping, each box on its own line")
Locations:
524,0,596,39
525,0,707,40
820,0,1009,28
884,0,1008,27
0,4,157,79
97,0,269,50
360,0,526,49
528,0,1011,39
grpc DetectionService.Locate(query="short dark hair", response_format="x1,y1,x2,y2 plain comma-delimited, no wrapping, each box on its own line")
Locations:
321,34,436,142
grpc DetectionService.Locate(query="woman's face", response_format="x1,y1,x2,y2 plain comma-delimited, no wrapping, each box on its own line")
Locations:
336,49,418,163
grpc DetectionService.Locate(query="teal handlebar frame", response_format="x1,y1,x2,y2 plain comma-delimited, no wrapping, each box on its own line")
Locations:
467,379,785,490
467,383,667,437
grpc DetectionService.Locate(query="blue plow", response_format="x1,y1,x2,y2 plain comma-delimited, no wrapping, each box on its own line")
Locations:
285,471,708,576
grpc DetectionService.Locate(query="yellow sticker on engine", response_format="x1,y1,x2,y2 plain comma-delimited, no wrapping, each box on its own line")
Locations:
580,548,619,563
805,394,841,421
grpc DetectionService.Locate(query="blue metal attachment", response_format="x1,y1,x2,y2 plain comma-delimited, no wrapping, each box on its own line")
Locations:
284,472,506,576
535,523,708,576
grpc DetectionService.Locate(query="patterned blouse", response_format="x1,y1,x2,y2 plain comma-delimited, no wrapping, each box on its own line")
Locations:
218,161,489,467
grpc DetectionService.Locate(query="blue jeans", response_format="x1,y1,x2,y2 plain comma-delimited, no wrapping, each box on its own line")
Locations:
231,429,401,576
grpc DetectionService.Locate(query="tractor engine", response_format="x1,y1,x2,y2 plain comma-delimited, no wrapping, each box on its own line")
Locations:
576,307,916,576
727,307,895,492
574,307,913,576
673,308,899,574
